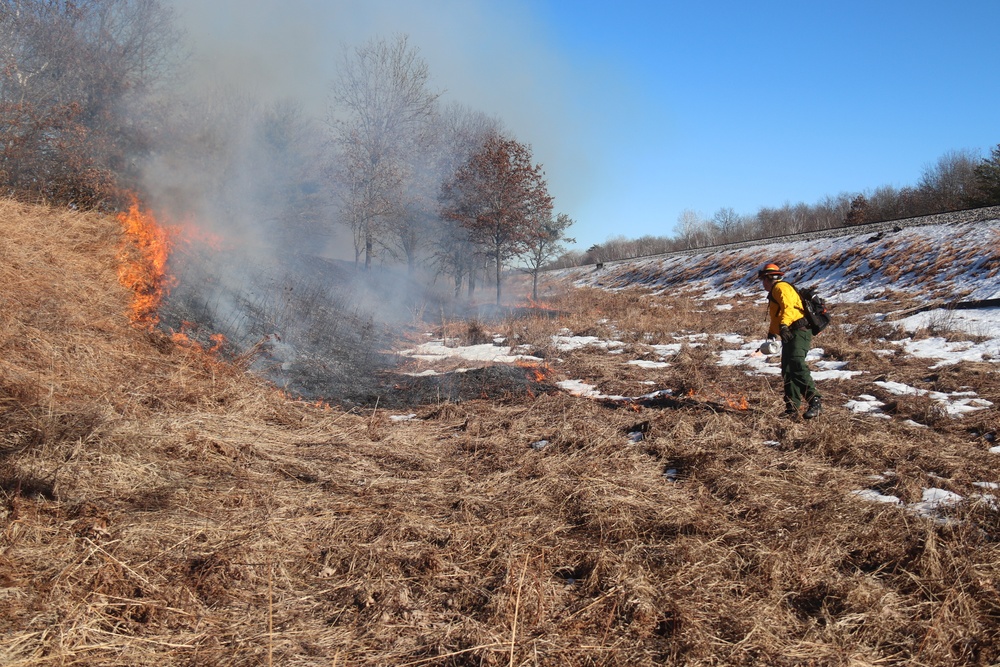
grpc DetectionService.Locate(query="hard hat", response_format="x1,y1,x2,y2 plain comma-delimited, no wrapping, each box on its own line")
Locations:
757,263,784,279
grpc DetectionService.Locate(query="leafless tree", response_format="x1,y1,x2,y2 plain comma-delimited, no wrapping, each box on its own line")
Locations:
141,88,329,254
677,209,713,248
327,34,440,271
917,148,980,213
813,194,851,229
711,207,746,244
547,249,585,269
519,212,574,300
0,0,179,206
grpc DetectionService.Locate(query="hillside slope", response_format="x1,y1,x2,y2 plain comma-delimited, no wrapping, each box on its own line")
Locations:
0,199,375,664
2,199,999,666
557,210,1000,309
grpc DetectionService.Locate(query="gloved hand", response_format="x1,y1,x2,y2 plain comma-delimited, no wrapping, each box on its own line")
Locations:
779,324,792,344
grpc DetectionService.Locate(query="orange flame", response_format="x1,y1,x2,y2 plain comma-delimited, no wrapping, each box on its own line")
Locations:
116,197,228,355
515,359,551,382
725,394,750,411
525,297,558,311
684,386,749,411
169,321,228,355
117,197,175,329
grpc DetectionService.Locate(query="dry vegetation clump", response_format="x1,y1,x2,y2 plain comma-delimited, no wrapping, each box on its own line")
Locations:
2,199,999,666
457,318,495,346
912,310,997,343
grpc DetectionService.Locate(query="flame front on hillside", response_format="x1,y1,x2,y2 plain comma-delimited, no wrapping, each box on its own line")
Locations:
116,197,228,349
116,197,176,329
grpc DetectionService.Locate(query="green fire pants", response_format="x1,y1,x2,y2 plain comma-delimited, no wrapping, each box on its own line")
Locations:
781,328,819,410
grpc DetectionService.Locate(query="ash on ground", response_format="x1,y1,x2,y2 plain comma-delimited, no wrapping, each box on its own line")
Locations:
158,247,557,408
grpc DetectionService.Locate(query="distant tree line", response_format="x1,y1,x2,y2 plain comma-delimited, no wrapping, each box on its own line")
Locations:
4,2,996,283
0,4,572,304
562,146,1000,267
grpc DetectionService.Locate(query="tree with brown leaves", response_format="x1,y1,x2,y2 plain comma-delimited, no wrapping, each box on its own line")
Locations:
441,133,553,305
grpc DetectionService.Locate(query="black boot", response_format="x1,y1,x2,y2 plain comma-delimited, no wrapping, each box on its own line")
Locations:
803,396,822,420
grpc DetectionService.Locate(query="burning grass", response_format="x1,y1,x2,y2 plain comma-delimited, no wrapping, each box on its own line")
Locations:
1,199,999,665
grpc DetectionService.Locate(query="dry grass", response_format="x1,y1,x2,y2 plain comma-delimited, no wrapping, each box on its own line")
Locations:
1,199,999,666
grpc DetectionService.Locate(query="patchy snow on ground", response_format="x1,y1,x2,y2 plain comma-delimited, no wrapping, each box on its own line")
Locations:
397,219,1000,521
398,339,542,365
896,308,1000,341
551,334,625,352
627,359,670,369
872,380,994,417
395,322,999,522
888,334,1000,368
398,323,994,423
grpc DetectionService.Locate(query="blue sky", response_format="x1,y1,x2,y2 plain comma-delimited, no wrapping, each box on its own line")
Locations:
171,0,1000,252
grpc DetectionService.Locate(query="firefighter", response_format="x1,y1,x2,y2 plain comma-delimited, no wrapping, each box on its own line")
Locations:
758,263,822,420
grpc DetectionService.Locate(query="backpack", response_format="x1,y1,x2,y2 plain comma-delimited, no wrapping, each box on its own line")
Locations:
792,284,831,335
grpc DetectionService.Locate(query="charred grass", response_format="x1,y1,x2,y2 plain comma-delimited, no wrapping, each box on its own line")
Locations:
1,201,999,665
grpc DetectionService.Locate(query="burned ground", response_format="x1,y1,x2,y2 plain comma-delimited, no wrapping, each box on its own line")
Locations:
1,199,999,666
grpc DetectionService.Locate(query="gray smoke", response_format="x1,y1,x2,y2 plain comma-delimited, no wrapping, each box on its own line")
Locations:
137,1,586,404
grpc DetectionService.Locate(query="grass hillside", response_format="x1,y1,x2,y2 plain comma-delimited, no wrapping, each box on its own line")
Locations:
2,198,999,666
557,208,1000,306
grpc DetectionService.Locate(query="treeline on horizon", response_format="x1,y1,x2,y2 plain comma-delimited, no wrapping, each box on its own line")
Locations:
557,146,1000,268
4,1,999,286
0,0,573,305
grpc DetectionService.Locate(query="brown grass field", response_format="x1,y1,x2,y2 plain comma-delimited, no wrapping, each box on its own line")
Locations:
1,198,998,666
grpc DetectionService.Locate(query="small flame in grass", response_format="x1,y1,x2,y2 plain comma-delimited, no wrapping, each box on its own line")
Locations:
274,388,334,412
725,394,750,411
684,386,749,411
525,297,558,311
168,321,228,355
116,196,176,329
516,359,551,382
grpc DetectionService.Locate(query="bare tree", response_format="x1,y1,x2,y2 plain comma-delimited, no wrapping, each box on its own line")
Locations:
519,212,574,300
0,0,179,206
813,194,852,230
327,34,440,271
917,149,980,213
677,209,715,248
547,249,584,269
136,86,331,260
711,207,746,243
440,132,553,305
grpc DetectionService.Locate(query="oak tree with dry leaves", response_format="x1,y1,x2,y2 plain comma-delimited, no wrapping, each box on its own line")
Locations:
441,132,553,304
